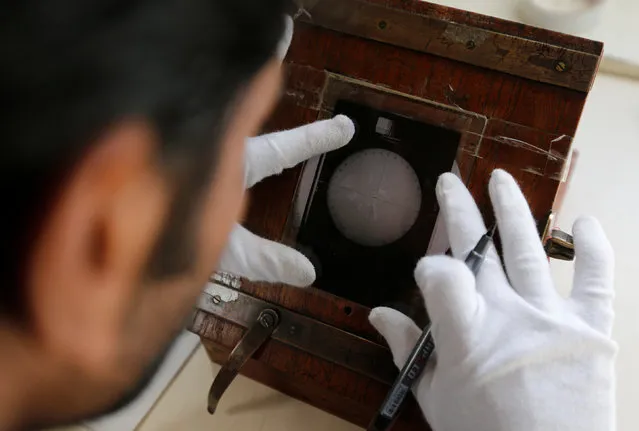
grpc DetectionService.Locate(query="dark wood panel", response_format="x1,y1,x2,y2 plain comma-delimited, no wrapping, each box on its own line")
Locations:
240,281,384,343
302,0,600,92
480,119,573,178
466,151,561,226
280,65,328,110
287,23,587,135
366,0,603,55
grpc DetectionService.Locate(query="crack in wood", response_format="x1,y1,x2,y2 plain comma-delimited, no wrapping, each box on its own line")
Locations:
491,135,565,161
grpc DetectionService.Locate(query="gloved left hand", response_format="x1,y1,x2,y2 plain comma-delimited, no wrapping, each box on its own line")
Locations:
215,15,355,287
218,115,355,286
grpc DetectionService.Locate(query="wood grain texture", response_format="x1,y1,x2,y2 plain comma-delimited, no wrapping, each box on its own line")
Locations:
193,1,601,429
302,0,600,92
287,23,588,136
363,0,603,55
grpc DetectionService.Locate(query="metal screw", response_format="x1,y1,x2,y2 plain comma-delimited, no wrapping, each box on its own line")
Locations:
378,20,387,30
259,310,277,328
289,325,297,336
555,60,567,72
465,40,476,50
210,295,222,305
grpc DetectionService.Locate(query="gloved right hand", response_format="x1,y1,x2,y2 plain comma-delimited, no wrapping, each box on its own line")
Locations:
369,170,616,431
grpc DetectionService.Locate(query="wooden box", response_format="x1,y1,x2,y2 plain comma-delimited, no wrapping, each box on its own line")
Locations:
189,1,602,429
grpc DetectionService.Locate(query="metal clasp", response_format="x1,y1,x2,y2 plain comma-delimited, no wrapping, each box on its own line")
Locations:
544,228,575,261
207,308,280,414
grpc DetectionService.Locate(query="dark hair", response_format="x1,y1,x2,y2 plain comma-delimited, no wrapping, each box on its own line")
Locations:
0,0,289,318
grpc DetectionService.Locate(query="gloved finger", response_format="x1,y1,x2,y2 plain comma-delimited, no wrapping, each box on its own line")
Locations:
370,307,436,414
218,224,315,287
369,307,422,369
275,16,294,61
244,115,355,188
435,173,506,282
489,170,556,310
414,256,480,345
569,216,615,336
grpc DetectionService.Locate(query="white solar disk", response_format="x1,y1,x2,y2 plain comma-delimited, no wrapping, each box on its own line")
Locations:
327,149,422,247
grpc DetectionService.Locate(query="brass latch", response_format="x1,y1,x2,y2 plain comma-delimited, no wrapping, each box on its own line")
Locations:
544,229,575,261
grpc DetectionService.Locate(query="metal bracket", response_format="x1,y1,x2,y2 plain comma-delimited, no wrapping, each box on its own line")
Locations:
207,308,280,414
193,283,398,386
544,228,575,261
191,271,397,414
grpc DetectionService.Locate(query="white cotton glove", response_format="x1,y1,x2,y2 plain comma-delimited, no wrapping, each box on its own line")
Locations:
216,15,355,287
369,169,616,431
218,115,355,286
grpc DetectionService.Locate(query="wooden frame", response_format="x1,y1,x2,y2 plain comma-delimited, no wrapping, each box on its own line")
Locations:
301,0,601,92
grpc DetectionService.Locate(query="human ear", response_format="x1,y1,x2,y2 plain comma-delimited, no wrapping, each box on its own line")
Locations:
26,120,170,376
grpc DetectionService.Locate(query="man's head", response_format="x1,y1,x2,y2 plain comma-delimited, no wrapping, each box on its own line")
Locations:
0,0,289,428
